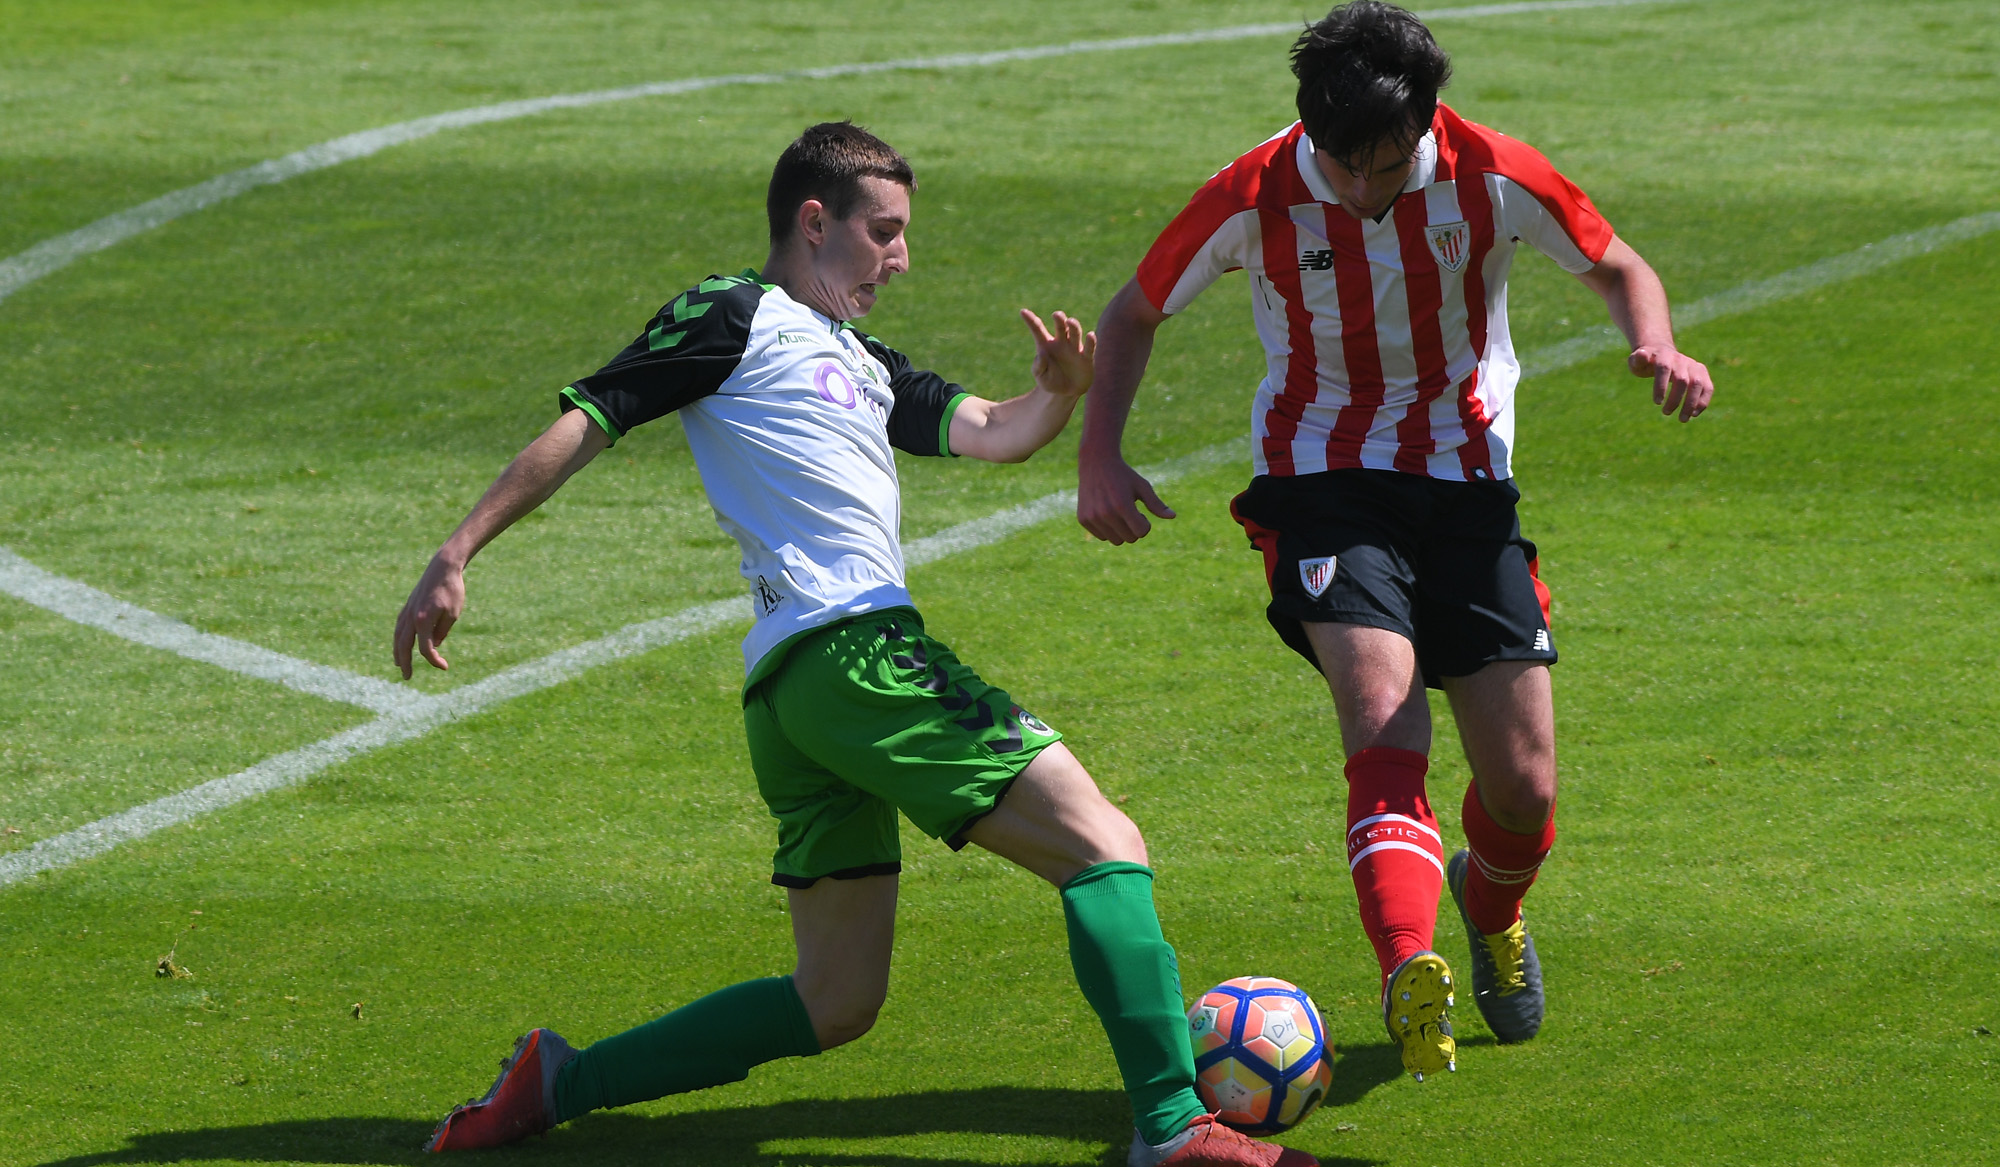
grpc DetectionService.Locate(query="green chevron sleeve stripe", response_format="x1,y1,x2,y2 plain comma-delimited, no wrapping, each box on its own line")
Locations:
649,290,721,349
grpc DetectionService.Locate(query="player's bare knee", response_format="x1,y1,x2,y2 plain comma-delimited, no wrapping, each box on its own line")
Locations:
1481,770,1556,833
1339,698,1430,755
1087,802,1149,867
813,995,883,1050
796,973,888,1050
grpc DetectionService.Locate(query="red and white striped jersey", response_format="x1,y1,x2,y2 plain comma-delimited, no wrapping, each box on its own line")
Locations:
1137,104,1613,481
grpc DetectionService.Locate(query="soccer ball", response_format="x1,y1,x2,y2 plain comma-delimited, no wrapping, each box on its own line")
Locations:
1187,976,1335,1136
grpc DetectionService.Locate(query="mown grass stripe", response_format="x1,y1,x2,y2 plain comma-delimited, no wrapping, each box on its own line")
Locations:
0,0,1674,308
0,444,1240,888
3,204,1992,890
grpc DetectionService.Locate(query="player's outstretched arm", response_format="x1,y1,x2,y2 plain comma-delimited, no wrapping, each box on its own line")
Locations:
1077,278,1176,545
393,409,611,678
946,309,1095,464
1574,235,1715,423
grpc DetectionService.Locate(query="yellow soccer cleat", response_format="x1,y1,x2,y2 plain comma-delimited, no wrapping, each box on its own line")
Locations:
1381,950,1456,1081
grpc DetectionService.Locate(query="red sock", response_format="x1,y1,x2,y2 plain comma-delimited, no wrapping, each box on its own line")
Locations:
1344,748,1443,984
1459,783,1557,934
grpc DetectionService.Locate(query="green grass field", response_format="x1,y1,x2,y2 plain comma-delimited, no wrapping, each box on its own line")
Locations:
2,1,1995,1164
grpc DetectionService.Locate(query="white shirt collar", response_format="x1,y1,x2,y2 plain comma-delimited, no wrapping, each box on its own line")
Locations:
1295,126,1438,207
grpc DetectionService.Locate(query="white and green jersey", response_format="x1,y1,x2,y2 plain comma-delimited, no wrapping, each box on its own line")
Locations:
560,271,968,684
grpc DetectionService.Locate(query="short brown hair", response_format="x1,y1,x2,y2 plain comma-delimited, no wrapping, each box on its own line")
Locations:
1293,2,1453,166
766,122,916,244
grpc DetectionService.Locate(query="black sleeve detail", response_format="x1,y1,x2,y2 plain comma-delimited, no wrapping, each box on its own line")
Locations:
856,330,968,457
559,276,765,438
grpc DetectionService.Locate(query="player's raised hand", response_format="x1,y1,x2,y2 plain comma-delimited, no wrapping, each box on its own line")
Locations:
1630,344,1714,422
393,556,466,679
1077,454,1176,545
1022,308,1095,399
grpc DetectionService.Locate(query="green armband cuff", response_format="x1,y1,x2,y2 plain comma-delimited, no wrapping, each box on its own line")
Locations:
939,391,971,457
560,385,622,446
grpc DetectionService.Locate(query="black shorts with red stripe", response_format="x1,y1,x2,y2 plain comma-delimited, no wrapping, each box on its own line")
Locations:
1230,468,1555,689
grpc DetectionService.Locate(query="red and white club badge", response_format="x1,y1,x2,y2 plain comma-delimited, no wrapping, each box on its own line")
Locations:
1426,220,1470,273
1299,555,1337,599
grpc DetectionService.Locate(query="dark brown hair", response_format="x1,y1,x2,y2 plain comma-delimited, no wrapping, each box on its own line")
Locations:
1292,2,1453,166
766,121,916,244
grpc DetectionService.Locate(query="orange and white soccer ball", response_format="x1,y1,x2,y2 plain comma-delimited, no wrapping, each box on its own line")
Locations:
1187,976,1335,1135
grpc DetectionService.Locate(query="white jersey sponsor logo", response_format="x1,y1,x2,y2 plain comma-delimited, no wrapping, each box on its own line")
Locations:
675,287,918,677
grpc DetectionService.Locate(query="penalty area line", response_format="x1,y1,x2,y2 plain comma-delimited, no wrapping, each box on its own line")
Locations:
1,206,1993,892
0,547,428,716
0,0,1677,308
0,446,1234,890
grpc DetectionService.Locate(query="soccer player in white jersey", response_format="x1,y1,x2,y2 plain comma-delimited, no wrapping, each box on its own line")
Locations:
395,123,1317,1167
1079,3,1714,1080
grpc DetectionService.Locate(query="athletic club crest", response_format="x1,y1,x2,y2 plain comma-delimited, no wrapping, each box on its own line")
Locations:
1299,555,1337,599
1426,220,1470,273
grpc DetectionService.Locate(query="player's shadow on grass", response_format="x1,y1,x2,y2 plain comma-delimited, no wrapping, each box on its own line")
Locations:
32,1086,1383,1167
1325,1037,1492,1108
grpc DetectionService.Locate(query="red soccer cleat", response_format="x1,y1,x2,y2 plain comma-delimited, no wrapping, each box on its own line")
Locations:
425,1028,577,1152
1138,1114,1319,1167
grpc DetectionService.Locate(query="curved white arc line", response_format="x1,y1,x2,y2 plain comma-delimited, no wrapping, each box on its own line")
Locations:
0,0,1674,307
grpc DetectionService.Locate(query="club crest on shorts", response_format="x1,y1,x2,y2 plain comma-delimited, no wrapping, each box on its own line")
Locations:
1011,705,1054,736
1426,220,1470,273
1299,555,1337,599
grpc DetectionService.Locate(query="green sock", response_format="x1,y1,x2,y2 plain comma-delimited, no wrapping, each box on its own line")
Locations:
1061,861,1207,1146
551,974,819,1124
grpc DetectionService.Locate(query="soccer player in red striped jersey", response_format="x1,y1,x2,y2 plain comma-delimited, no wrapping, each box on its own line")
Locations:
1079,2,1714,1080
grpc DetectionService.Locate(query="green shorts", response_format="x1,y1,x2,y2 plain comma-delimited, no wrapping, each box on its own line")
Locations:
743,607,1062,888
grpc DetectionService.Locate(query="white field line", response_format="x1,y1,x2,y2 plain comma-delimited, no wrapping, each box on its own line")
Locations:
0,0,1674,308
3,207,1995,888
0,446,1235,888
3,214,1994,891
1522,211,2000,377
8,0,1985,886
0,547,428,716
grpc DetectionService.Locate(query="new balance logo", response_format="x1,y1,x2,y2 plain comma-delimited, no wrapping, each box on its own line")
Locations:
1533,628,1551,652
1298,248,1335,271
